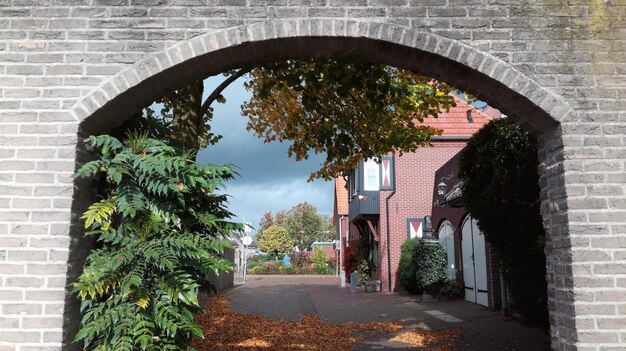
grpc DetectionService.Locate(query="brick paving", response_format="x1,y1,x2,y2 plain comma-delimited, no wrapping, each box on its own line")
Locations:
227,275,550,351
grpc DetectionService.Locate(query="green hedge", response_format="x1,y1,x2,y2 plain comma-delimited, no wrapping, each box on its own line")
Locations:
398,238,422,294
413,243,447,295
398,239,448,296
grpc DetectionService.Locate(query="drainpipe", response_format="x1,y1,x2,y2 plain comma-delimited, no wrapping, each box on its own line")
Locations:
339,215,346,287
385,153,396,293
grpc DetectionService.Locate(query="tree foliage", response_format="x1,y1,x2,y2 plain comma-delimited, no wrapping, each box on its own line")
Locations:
258,210,286,234
257,225,294,258
125,81,222,150
459,118,547,328
125,59,457,181
413,243,447,295
73,133,241,350
283,202,329,250
242,59,456,180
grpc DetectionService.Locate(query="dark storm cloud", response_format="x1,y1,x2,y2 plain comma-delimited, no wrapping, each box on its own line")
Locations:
196,75,333,230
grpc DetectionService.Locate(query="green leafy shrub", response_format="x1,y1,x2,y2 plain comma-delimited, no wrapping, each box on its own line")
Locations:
72,133,241,350
413,243,447,295
357,260,371,284
459,118,547,328
248,263,327,275
311,247,330,274
247,262,258,269
428,279,464,299
398,238,422,294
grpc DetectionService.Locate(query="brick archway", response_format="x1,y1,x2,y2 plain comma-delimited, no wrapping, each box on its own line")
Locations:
73,19,573,134
69,19,572,349
0,8,622,350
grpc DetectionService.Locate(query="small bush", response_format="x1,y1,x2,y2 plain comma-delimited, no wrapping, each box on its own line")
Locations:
311,247,327,265
290,252,312,267
398,238,422,294
428,279,463,299
343,243,358,283
357,260,370,284
413,243,447,295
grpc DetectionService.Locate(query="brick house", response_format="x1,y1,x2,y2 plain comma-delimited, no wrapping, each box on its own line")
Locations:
337,97,493,293
333,177,350,287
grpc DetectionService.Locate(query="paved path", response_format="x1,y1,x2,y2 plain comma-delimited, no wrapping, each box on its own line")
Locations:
227,275,550,351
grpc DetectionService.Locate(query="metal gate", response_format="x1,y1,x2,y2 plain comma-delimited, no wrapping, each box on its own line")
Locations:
461,216,488,306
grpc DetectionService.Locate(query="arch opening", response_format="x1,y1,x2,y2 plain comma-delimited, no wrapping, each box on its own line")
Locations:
66,22,569,350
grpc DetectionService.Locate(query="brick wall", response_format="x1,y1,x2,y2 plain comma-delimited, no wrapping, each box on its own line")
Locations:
379,141,467,293
0,3,624,350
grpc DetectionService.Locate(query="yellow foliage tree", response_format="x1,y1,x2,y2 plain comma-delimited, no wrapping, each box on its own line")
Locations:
257,225,294,259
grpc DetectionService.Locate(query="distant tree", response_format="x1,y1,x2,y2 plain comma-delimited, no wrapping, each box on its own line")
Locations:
258,210,287,234
258,211,274,234
321,215,336,239
257,225,294,259
283,203,325,250
274,211,286,227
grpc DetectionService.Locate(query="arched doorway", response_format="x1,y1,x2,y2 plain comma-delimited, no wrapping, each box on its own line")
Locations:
437,220,456,280
461,215,488,307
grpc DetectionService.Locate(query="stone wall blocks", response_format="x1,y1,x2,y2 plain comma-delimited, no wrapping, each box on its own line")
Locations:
577,331,620,344
0,12,621,350
569,224,611,235
582,137,622,148
0,331,42,343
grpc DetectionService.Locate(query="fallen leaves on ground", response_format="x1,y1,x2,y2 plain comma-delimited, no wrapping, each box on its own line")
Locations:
193,295,462,350
389,329,462,350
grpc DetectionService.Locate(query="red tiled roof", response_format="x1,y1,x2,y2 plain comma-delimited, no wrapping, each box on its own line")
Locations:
481,105,503,119
420,96,494,137
334,177,349,217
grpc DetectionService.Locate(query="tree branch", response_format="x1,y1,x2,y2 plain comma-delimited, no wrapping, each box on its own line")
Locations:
198,67,254,118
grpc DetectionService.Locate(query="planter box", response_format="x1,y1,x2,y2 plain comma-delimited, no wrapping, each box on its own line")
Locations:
364,280,381,293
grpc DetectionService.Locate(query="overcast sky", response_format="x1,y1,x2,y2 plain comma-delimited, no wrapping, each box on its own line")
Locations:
196,75,333,234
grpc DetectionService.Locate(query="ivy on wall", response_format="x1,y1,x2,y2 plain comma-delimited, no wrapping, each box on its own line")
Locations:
459,118,548,328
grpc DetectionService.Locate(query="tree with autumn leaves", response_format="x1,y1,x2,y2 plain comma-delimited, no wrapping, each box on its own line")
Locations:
75,58,458,350
257,225,294,259
125,59,456,177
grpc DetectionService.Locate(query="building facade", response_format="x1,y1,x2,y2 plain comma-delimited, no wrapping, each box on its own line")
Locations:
432,150,504,309
341,97,493,293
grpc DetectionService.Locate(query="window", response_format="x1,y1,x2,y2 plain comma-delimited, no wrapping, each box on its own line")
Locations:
363,159,380,191
348,169,357,199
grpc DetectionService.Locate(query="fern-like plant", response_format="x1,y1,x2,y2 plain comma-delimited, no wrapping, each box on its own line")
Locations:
73,132,241,350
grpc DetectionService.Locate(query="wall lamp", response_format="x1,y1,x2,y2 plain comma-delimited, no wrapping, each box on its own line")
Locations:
437,182,447,196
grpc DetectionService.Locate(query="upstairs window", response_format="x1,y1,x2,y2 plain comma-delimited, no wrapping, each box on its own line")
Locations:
363,159,380,191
